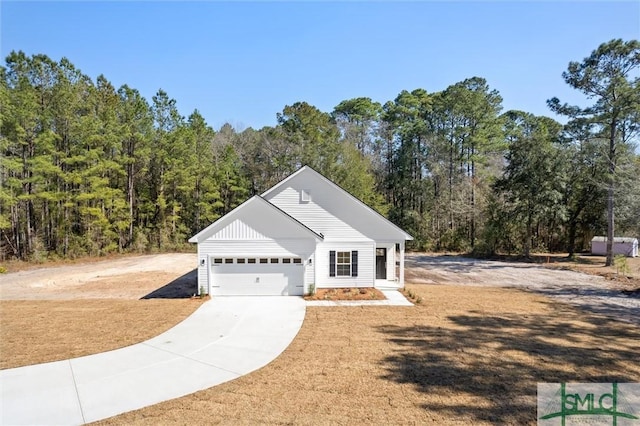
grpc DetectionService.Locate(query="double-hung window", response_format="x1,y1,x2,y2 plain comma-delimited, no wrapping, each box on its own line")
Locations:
336,251,351,276
329,250,358,277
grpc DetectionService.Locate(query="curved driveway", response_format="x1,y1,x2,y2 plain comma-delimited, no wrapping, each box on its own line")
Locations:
1,296,306,425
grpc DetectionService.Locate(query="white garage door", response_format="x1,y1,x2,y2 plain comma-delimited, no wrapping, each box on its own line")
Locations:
211,257,304,296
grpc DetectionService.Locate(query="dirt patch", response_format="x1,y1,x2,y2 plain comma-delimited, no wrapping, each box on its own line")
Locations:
96,284,640,425
0,298,204,370
0,253,197,300
406,254,640,325
1,251,197,273
539,253,640,279
539,253,640,292
304,287,385,301
474,252,640,290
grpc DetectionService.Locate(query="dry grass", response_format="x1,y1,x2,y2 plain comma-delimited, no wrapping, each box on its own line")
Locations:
95,284,640,425
0,299,204,370
3,252,638,424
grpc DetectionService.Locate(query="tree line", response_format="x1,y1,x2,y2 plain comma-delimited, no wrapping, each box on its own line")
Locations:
1,39,638,263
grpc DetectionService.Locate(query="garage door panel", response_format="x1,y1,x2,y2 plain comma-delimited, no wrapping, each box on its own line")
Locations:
211,263,304,296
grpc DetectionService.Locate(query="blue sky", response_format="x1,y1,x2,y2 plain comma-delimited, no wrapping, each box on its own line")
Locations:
2,1,639,131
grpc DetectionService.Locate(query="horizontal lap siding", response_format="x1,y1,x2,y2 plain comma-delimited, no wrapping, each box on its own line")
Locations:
197,246,208,294
315,241,374,288
265,172,409,242
200,239,314,257
305,252,315,293
268,187,369,241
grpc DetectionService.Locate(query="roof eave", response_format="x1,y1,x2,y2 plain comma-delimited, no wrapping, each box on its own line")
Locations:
187,195,324,244
256,195,324,241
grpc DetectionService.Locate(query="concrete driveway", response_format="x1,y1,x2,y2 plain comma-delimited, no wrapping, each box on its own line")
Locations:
1,296,306,425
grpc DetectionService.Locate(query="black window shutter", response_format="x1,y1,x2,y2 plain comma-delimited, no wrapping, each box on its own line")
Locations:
351,250,358,277
329,250,336,277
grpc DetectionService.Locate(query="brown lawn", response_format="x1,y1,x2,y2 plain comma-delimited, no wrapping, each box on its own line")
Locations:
93,284,640,425
2,252,638,424
0,299,204,370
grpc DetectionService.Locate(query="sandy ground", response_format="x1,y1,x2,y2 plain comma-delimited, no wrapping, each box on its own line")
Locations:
0,254,197,300
406,254,640,325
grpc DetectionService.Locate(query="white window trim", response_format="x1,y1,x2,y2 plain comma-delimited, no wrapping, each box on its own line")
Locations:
336,251,351,277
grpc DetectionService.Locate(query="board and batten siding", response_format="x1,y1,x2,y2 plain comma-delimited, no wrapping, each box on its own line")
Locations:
314,241,375,288
267,186,370,241
210,219,270,240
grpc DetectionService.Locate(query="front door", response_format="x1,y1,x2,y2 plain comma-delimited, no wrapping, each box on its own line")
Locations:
376,248,387,279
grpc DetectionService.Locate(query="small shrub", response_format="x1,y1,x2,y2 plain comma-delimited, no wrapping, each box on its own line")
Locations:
0,266,7,274
307,283,316,296
401,288,423,304
614,254,630,278
102,242,119,254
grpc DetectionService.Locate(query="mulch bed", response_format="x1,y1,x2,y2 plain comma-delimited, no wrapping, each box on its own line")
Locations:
303,287,386,301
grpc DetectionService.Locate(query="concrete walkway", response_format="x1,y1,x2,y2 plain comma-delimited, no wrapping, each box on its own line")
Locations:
1,296,306,425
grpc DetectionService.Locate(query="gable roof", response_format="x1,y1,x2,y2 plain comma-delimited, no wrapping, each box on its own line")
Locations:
262,165,413,240
188,195,324,243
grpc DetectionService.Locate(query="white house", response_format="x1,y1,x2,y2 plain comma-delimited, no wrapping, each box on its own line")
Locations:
591,236,639,257
188,166,413,296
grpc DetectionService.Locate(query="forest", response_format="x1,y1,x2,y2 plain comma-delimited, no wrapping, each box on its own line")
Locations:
1,39,639,263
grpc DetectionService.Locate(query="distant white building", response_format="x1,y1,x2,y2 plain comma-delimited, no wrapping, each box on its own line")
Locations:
590,237,638,257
